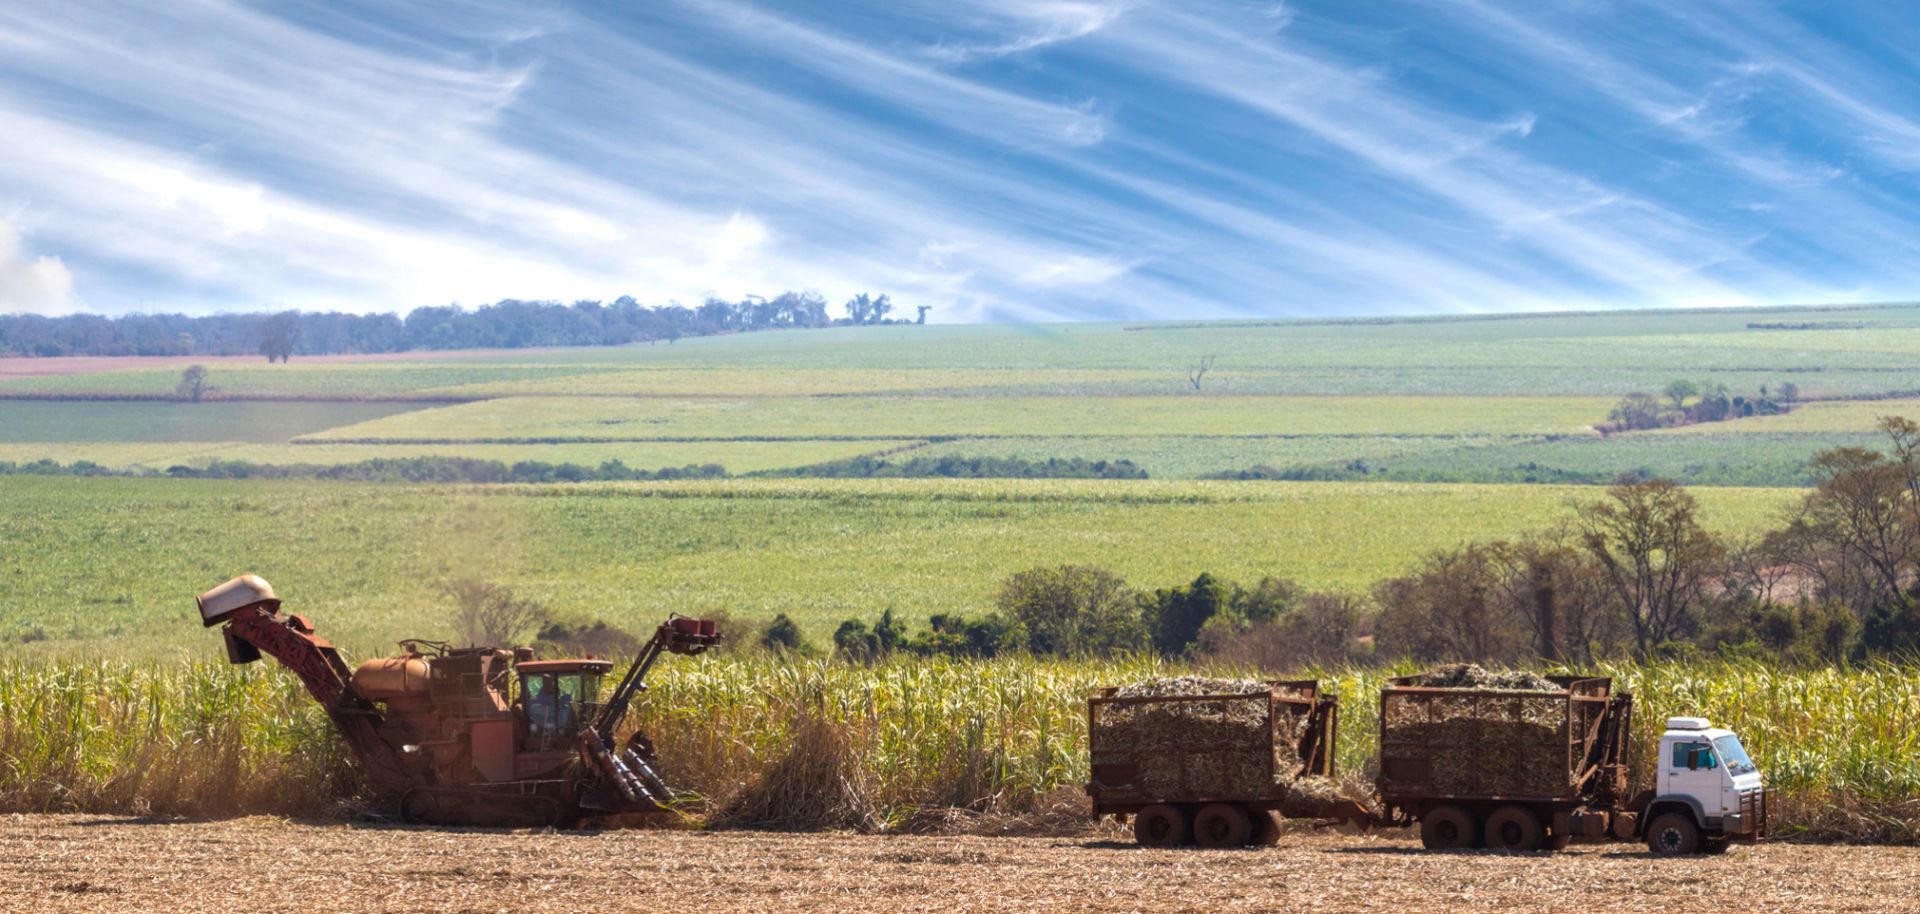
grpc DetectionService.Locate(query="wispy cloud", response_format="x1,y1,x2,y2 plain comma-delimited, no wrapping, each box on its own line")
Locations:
922,1,1133,63
0,0,1917,319
0,219,74,314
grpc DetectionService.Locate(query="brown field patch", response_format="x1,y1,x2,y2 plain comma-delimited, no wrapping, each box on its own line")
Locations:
0,814,1911,913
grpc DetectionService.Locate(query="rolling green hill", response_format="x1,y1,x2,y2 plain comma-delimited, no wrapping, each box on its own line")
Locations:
0,305,1911,657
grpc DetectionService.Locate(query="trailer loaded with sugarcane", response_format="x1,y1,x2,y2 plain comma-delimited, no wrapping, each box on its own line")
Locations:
1087,666,1769,855
1086,677,1364,847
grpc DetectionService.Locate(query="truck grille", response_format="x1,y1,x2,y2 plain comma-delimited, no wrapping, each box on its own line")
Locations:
1740,787,1769,838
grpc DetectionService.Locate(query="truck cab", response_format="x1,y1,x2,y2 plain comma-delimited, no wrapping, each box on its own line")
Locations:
1644,716,1768,854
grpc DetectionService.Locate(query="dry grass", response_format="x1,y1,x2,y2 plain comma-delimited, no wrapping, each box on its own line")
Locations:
708,711,877,832
1,814,1917,914
6,657,1919,844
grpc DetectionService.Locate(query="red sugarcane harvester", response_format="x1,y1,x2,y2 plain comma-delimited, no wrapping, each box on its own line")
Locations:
196,574,719,827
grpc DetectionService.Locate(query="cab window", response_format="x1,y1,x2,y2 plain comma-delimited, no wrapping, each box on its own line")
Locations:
520,671,605,751
1671,741,1716,769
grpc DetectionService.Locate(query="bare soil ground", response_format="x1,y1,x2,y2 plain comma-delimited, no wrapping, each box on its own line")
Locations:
0,815,1913,914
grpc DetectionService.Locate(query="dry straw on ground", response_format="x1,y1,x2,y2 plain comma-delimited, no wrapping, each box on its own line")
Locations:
709,711,877,832
5,814,1919,914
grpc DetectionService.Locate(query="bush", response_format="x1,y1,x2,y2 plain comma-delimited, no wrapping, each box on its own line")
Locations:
1703,600,1857,665
533,618,642,660
1200,592,1366,667
1140,572,1228,655
908,613,1025,658
443,578,544,648
1230,577,1301,625
835,611,1025,660
761,613,810,655
832,609,907,662
994,565,1144,656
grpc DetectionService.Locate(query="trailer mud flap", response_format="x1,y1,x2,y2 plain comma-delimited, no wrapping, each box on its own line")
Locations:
1563,809,1611,837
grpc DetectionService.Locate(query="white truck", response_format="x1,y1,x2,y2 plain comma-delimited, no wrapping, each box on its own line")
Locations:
1094,674,1771,854
1371,677,1770,854
1644,716,1769,854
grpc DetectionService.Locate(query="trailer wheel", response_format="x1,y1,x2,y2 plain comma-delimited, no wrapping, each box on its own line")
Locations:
1419,805,1480,850
1134,804,1190,847
1484,806,1544,852
1646,812,1701,856
1253,810,1283,846
399,790,436,825
1193,804,1253,848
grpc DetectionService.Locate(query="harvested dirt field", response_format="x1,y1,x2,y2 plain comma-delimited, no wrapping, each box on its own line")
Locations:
0,815,1913,914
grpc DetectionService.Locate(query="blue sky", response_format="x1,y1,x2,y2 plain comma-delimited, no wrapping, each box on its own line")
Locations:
3,1,1920,321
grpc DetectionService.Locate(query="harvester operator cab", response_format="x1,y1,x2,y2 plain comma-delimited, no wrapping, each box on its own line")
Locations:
516,660,612,751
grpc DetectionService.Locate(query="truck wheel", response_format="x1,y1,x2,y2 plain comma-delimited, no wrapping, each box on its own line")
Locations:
1484,806,1544,852
1253,810,1283,846
1702,838,1732,855
1193,804,1253,848
1419,805,1480,850
1134,804,1190,848
1646,812,1701,856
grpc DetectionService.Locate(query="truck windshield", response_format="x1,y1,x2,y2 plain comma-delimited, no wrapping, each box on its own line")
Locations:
1712,735,1755,774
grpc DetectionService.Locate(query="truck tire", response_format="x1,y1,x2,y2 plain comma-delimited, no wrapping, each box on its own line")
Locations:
1646,812,1701,856
1253,810,1283,846
1483,805,1544,852
1419,804,1480,850
1134,804,1190,847
1193,804,1253,848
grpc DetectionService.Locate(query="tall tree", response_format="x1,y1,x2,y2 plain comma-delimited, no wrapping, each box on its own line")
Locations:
174,364,209,402
1573,479,1725,656
1663,379,1699,411
258,312,300,363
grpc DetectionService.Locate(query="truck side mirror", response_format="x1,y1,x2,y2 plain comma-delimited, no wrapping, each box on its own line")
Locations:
1687,745,1714,770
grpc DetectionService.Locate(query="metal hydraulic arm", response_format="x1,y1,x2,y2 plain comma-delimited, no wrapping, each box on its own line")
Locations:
198,579,417,795
577,616,720,810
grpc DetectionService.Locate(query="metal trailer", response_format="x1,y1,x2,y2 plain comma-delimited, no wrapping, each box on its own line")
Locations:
1374,674,1770,853
1085,680,1356,847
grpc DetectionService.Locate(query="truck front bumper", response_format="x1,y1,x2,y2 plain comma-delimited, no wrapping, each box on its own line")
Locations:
1717,788,1770,838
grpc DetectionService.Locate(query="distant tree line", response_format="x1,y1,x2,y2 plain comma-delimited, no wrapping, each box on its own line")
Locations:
1746,321,1868,331
0,457,725,484
0,453,1141,483
769,454,1148,479
0,292,926,358
1600,379,1798,433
